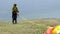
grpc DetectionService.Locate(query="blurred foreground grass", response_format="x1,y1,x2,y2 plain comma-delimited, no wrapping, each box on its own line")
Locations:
0,19,60,34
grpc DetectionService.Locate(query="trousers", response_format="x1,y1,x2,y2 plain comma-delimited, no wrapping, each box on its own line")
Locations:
12,11,17,24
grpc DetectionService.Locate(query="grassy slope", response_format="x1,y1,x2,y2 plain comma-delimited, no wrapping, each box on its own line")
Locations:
0,19,59,34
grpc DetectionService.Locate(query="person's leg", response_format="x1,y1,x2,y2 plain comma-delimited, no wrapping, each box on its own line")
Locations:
12,12,15,24
15,19,17,24
12,18,14,24
15,12,17,24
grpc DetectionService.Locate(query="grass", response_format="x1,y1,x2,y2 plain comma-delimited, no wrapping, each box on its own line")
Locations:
0,19,59,34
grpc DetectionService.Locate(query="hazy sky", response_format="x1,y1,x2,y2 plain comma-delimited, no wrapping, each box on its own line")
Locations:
0,0,60,20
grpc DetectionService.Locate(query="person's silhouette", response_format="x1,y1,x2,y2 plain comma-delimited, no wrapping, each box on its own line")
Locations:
12,4,19,24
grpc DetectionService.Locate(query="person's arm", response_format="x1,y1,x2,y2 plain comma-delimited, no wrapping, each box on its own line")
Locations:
16,7,19,16
16,7,19,13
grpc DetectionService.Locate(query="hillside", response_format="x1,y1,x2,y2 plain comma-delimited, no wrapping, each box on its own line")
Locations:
0,18,60,34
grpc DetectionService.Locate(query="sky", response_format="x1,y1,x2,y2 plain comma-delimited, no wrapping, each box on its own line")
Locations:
0,0,60,20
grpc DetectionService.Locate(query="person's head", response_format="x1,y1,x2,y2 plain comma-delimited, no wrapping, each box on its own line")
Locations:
14,4,17,7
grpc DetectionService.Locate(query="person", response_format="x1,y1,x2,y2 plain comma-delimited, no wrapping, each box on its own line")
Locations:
12,4,19,24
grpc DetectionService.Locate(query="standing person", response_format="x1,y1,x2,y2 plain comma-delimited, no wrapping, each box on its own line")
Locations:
12,4,19,24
